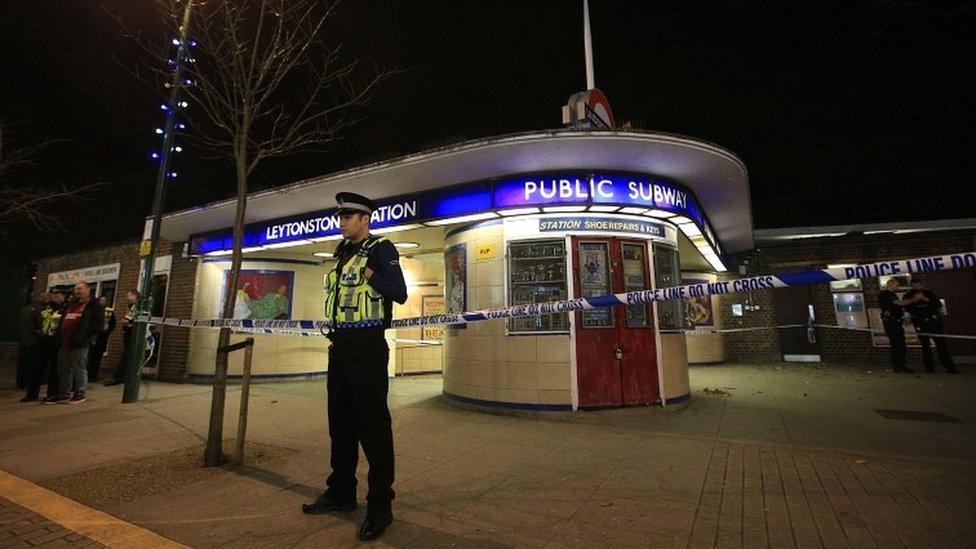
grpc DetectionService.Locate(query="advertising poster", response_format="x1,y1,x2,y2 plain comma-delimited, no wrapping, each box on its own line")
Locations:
682,277,715,327
421,295,446,340
221,269,295,319
445,243,466,318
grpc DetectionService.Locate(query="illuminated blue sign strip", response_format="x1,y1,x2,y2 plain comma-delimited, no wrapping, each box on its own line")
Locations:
189,172,719,255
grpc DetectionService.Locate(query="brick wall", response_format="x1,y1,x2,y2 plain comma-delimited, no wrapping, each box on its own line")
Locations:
158,251,197,381
33,239,198,381
722,229,976,365
718,286,780,362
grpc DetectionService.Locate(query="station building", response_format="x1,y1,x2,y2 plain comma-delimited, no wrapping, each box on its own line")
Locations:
30,130,974,412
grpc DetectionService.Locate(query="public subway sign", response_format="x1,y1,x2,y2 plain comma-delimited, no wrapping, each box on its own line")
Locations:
189,172,717,255
539,216,665,237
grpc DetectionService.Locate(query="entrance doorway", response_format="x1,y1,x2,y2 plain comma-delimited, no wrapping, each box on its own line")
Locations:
775,285,821,361
929,271,976,362
572,237,659,407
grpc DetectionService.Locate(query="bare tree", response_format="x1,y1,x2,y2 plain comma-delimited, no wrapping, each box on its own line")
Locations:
0,120,101,233
112,0,397,465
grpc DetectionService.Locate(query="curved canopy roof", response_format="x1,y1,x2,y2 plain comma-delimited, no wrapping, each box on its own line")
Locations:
160,129,753,253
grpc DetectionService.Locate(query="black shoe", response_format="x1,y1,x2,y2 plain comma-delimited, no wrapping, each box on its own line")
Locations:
301,493,356,514
20,395,38,403
42,394,71,404
947,368,960,374
103,379,121,386
357,510,393,541
895,366,915,373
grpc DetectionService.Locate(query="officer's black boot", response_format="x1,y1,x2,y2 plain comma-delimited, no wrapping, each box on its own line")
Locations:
357,505,393,541
301,492,356,514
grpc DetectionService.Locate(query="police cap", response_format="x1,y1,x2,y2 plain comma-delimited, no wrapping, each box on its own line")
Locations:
335,192,376,215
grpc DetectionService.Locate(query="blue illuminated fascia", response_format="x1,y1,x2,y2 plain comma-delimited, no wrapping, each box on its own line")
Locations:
189,172,724,257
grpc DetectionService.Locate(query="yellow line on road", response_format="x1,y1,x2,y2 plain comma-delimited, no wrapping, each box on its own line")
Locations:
0,468,188,548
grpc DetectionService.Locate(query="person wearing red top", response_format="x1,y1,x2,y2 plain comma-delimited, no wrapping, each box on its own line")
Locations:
43,282,104,404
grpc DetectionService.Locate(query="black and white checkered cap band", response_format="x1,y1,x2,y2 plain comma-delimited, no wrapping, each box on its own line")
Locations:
338,200,372,213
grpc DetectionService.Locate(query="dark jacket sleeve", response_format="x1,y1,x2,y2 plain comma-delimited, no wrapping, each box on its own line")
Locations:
85,303,105,340
367,241,408,304
106,309,116,334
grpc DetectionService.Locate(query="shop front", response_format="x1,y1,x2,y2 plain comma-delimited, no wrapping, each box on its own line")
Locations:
158,131,752,410
47,262,120,302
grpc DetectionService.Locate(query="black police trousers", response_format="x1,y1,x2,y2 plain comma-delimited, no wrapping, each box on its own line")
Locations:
883,320,906,369
325,336,395,509
24,342,59,400
915,319,957,372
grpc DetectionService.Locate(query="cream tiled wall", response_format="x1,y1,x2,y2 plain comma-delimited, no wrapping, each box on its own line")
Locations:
442,223,574,407
189,253,443,380
392,254,445,374
186,259,331,379
660,333,691,408
682,271,726,363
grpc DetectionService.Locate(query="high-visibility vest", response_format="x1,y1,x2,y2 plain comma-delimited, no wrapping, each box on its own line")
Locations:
324,235,387,328
103,307,115,331
40,308,61,337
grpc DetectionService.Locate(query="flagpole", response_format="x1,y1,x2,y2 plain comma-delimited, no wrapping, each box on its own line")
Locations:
583,0,595,89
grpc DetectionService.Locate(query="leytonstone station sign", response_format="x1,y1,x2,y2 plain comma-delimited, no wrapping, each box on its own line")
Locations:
189,171,723,256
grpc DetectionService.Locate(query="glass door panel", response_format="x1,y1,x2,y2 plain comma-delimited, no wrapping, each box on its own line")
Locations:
578,242,613,328
621,243,651,327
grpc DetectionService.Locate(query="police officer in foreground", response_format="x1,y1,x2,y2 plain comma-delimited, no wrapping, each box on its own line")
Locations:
878,279,925,373
302,192,407,541
903,279,958,373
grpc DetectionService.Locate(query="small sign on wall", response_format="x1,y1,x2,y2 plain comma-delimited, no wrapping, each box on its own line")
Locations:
475,242,497,261
421,295,445,340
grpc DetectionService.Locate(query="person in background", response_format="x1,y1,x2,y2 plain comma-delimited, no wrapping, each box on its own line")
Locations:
104,290,139,386
904,279,958,373
878,279,925,373
43,282,103,404
20,292,61,402
16,297,40,390
86,295,116,381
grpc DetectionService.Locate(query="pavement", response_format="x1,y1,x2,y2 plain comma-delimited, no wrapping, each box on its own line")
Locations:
1,360,975,548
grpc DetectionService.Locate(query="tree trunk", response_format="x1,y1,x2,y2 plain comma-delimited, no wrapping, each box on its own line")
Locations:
203,149,250,467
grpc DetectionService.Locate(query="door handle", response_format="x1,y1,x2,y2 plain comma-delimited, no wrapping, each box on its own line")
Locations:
613,346,623,360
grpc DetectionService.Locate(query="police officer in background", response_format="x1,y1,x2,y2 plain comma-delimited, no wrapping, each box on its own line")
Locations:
904,279,958,373
878,278,925,373
302,192,407,541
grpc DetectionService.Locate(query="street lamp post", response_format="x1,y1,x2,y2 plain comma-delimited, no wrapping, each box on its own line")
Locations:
122,0,194,403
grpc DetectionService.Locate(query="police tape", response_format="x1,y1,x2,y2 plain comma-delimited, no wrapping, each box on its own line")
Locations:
228,327,443,345
232,324,975,341
135,250,976,334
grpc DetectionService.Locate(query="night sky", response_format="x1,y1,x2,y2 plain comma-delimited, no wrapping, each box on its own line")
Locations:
1,1,973,264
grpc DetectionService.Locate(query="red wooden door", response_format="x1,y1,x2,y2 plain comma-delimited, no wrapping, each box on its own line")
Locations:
615,241,659,405
573,237,659,407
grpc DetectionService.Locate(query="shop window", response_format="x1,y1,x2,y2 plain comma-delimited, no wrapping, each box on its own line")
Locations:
507,239,569,333
653,243,683,330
